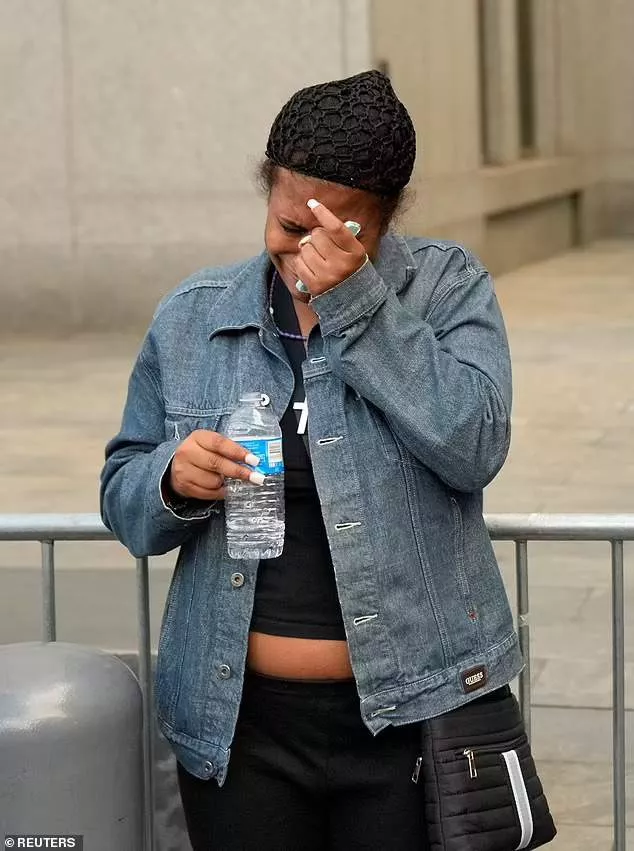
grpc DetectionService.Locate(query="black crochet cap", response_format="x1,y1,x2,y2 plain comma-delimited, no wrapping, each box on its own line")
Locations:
265,70,416,195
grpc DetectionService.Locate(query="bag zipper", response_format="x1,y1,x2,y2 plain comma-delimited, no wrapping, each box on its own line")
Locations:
463,748,478,778
458,737,526,780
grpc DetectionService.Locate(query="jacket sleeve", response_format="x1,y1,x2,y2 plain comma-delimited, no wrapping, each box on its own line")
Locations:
311,260,512,492
99,331,217,557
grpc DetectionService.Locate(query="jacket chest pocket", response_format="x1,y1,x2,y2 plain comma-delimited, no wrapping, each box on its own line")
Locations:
164,411,226,442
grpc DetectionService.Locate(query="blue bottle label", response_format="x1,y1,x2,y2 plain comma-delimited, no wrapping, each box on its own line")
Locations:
237,438,284,476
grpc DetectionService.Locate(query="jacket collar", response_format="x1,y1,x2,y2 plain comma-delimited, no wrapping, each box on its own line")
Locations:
207,231,417,340
375,232,418,295
207,252,271,340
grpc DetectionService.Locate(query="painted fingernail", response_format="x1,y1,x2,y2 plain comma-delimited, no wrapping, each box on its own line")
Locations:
344,220,361,237
298,234,312,247
249,471,266,486
307,199,320,209
245,453,260,467
296,280,309,293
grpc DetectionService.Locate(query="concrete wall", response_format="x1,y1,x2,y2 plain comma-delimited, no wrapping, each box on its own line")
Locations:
1,0,633,331
372,0,634,273
0,0,371,331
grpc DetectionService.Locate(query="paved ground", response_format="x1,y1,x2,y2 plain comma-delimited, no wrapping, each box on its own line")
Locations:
0,238,633,849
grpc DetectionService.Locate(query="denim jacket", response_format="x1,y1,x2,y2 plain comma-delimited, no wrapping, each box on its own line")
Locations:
100,233,524,784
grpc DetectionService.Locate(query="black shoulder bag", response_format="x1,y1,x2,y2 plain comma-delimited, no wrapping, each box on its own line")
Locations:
414,686,557,850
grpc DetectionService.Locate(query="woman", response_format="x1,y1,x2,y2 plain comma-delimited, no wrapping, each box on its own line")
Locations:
101,71,524,850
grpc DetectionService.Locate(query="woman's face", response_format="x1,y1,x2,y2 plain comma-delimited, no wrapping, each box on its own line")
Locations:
264,167,384,300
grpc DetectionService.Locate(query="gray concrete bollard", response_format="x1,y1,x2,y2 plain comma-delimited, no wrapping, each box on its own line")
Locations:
0,642,144,849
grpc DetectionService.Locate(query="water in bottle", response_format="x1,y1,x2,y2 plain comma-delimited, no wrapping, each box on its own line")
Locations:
224,393,285,559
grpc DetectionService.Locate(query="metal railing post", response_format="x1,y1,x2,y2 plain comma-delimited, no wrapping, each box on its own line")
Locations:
137,556,155,851
611,540,626,851
41,539,57,642
515,539,531,740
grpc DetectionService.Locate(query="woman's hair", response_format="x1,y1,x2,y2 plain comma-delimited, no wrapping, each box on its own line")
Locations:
257,71,416,232
265,71,416,196
255,157,412,232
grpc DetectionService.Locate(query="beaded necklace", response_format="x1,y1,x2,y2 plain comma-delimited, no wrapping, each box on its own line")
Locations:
268,271,309,342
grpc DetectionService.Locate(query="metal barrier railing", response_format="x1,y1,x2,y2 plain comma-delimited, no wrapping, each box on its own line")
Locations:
0,512,632,851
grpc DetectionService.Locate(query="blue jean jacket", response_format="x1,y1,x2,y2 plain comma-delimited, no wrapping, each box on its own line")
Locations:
100,233,523,784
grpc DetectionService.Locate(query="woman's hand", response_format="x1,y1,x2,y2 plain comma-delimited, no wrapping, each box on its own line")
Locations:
167,431,264,502
295,199,368,297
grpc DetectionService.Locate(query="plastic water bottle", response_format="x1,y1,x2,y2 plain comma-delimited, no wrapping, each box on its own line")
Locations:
224,393,285,559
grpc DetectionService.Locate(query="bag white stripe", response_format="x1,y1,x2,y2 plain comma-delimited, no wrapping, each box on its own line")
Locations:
502,749,534,850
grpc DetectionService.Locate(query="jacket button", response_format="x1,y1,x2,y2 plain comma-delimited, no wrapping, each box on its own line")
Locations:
203,761,213,774
218,664,231,679
230,572,245,588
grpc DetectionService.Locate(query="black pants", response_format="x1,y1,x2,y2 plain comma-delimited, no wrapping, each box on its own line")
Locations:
177,671,428,851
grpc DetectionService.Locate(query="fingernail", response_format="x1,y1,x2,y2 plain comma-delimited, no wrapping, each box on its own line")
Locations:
296,280,309,293
344,220,361,236
298,234,312,247
249,471,266,486
307,199,320,209
245,453,260,466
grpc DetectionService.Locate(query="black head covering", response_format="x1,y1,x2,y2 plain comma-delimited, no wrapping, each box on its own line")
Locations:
265,70,416,195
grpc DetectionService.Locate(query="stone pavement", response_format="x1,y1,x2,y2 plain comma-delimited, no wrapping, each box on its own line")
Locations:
0,238,633,849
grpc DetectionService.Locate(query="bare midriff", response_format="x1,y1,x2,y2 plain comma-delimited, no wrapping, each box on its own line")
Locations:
247,632,354,680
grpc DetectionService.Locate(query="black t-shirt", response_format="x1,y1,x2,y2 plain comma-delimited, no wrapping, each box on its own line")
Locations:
249,275,346,640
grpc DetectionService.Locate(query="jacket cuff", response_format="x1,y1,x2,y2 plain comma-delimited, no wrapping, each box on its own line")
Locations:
156,445,218,523
310,259,388,335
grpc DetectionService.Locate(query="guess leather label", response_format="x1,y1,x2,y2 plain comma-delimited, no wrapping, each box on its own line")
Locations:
461,665,488,694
